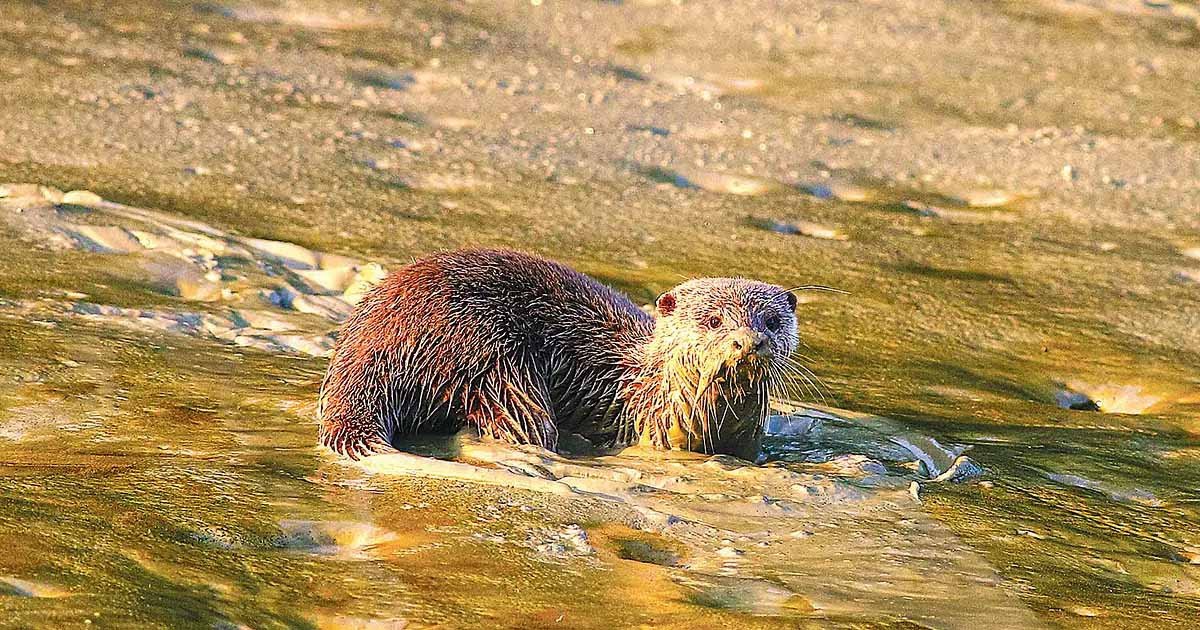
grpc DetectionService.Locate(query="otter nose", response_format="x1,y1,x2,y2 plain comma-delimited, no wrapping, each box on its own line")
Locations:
730,328,771,359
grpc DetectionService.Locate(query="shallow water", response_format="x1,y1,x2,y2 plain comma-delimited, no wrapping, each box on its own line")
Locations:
2,0,1200,628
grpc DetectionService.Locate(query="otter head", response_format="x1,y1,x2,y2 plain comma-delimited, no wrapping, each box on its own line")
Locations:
653,279,799,385
632,278,799,459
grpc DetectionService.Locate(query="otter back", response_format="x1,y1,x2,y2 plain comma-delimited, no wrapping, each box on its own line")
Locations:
317,248,653,458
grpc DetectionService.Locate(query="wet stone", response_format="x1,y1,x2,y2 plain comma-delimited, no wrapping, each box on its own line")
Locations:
751,217,847,241
61,190,103,205
1055,388,1101,411
802,180,874,202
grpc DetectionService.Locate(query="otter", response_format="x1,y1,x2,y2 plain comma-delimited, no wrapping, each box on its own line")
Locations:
317,249,800,461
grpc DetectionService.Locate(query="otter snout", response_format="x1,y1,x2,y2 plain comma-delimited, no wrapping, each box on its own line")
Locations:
727,327,771,364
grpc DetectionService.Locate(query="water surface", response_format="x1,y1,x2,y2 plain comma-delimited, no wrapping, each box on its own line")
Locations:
2,0,1199,628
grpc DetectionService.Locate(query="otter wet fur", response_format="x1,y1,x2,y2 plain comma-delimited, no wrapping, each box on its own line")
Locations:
317,248,802,461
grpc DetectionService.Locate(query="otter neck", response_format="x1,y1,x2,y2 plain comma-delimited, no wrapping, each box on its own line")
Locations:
621,335,767,459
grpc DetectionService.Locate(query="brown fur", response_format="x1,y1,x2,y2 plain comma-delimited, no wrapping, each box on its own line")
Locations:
317,249,799,460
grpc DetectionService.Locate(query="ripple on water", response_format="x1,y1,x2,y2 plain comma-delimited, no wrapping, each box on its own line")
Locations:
1045,472,1163,507
274,520,401,559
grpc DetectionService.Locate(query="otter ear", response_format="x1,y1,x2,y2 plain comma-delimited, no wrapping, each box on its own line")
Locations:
655,292,676,316
785,291,798,311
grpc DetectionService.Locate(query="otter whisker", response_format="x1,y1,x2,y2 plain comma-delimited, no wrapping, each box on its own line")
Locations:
782,358,831,405
770,353,830,405
782,355,832,396
772,363,816,403
716,395,730,438
784,284,850,295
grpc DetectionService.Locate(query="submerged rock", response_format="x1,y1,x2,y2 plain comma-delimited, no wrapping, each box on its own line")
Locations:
929,456,986,483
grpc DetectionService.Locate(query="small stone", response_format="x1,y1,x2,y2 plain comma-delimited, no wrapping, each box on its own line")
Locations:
431,116,476,131
755,218,847,240
1061,164,1076,181
61,190,103,205
716,546,743,558
804,180,873,202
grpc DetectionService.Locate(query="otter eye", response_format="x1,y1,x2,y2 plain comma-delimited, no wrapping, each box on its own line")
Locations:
704,314,722,330
765,315,781,331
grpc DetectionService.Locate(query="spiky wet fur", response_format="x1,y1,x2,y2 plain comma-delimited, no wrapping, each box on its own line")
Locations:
317,249,800,460
626,278,798,460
